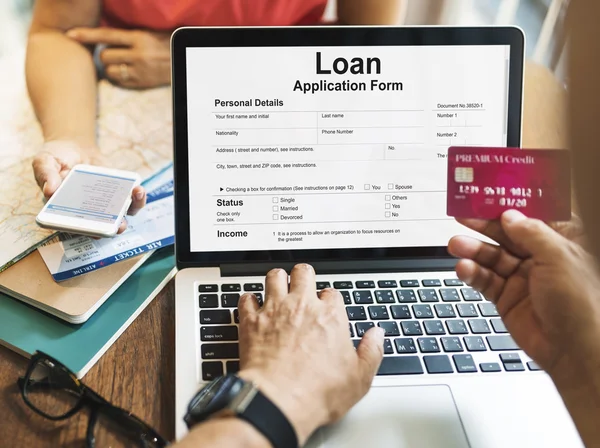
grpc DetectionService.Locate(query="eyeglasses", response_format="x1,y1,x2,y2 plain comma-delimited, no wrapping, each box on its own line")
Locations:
17,351,169,448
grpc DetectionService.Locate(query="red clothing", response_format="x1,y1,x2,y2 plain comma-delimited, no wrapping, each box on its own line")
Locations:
101,0,327,30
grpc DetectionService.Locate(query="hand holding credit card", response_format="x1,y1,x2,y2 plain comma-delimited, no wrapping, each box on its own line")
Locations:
446,147,571,221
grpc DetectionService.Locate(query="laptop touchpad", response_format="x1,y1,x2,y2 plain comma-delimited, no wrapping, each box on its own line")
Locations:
306,385,470,448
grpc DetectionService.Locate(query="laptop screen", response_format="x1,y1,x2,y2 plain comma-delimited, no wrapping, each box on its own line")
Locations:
184,43,512,254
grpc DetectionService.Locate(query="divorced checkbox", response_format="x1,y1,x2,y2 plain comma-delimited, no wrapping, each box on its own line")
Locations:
364,184,371,190
273,214,279,220
385,203,391,209
273,206,279,212
385,195,391,201
387,183,394,190
272,197,279,203
385,211,391,218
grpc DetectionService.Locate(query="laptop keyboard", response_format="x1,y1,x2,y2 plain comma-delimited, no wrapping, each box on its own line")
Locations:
197,277,540,381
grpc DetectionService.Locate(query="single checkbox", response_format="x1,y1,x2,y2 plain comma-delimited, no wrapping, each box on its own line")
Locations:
385,203,391,209
364,184,371,190
273,206,279,212
387,183,394,190
385,211,391,218
385,195,391,201
272,197,279,203
273,214,279,220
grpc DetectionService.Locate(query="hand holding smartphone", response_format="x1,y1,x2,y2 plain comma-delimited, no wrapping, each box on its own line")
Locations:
36,165,142,238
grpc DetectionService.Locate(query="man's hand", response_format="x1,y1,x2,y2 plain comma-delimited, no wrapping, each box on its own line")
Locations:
32,140,146,234
237,264,384,445
67,28,171,89
448,210,600,381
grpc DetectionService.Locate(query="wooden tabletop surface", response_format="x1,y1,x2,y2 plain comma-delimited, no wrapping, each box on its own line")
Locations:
0,61,567,447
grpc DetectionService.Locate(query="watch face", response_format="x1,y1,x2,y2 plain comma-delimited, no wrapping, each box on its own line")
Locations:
185,374,243,427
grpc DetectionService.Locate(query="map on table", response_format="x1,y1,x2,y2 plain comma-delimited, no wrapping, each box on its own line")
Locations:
0,80,173,271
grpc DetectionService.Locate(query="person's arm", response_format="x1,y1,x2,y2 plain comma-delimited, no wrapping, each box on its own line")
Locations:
337,0,403,25
26,0,100,147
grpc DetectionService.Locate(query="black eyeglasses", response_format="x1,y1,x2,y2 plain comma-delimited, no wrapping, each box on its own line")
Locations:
17,351,169,448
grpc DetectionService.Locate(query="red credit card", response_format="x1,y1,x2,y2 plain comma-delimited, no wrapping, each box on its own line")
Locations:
447,147,571,221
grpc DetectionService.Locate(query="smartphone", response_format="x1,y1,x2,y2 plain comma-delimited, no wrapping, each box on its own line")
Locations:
36,164,141,238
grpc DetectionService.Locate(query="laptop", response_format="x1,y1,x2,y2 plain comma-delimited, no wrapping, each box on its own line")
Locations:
172,26,582,447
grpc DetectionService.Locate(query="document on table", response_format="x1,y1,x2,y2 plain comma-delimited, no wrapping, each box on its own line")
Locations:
38,164,174,281
185,45,511,252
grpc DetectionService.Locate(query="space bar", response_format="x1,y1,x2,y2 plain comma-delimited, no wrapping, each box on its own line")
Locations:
377,356,424,375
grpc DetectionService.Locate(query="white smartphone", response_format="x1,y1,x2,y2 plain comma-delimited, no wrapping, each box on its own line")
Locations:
36,164,141,238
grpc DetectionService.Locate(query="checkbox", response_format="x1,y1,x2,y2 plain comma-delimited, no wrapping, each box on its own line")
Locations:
273,214,279,220
272,197,279,203
273,206,279,212
385,195,391,201
385,211,391,218
387,183,394,190
364,184,371,190
385,203,391,209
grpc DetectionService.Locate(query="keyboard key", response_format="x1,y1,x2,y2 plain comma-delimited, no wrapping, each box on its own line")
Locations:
417,337,440,353
480,362,501,372
202,361,223,380
353,290,374,304
390,305,411,320
340,290,352,305
355,322,375,337
504,362,525,372
453,354,477,373
201,343,239,359
401,321,423,336
434,304,456,318
352,340,361,349
446,320,468,335
346,306,367,321
439,288,460,302
422,279,442,287
394,338,417,354
316,282,331,290
233,309,239,323
199,284,218,293
222,283,241,292
201,326,239,341
375,290,395,303
441,337,464,352
368,306,389,320
423,355,454,374
396,290,417,303
487,335,519,351
253,293,264,306
468,319,491,334
334,281,353,289
478,303,499,317
383,339,394,354
444,279,463,286
199,294,219,308
418,289,439,302
378,280,397,288
349,324,354,338
221,293,240,308
400,280,419,287
226,360,240,374
461,288,483,301
412,304,434,319
527,361,542,371
377,356,423,375
243,283,263,292
200,310,231,324
456,303,478,318
356,280,375,289
500,353,521,363
490,318,508,333
378,321,400,336
424,320,446,335
464,336,487,352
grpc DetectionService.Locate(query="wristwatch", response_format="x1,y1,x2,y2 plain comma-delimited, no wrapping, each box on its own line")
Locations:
184,374,298,448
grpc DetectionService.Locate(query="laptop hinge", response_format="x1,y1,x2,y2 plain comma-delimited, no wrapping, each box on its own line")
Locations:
220,258,458,277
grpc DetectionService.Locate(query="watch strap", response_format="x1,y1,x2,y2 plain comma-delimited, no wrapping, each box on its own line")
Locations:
239,388,298,448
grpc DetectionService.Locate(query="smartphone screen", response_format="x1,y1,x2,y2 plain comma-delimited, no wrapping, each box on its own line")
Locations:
45,169,136,224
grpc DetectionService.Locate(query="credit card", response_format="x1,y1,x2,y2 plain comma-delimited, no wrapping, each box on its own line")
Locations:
446,147,571,221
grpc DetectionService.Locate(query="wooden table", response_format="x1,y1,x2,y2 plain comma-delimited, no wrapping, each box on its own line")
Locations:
0,62,567,447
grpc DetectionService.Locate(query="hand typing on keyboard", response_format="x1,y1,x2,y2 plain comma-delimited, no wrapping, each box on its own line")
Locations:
236,264,385,446
448,209,600,386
